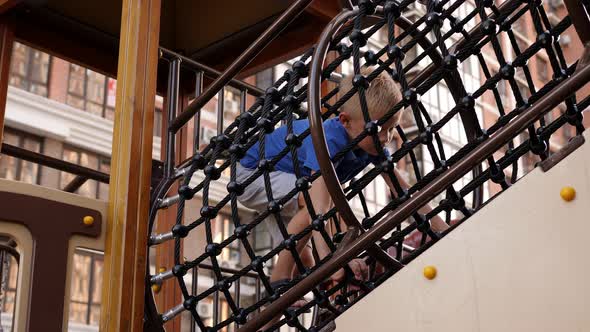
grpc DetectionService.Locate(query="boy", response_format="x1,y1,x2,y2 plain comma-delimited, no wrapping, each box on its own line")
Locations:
236,68,449,314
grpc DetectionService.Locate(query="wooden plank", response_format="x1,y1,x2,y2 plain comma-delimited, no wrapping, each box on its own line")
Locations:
100,0,161,331
0,19,14,149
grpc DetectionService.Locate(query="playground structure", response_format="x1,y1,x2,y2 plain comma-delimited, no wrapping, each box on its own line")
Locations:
0,0,589,331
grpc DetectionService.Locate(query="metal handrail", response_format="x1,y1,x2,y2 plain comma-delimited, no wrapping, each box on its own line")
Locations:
168,0,314,133
159,48,265,97
238,54,590,332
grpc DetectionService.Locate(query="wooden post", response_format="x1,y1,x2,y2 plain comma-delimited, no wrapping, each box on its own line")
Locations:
0,19,14,148
100,0,161,331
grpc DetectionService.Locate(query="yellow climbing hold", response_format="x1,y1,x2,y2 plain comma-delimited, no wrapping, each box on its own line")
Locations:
423,266,437,280
560,186,576,202
152,283,161,293
83,216,94,226
159,267,167,273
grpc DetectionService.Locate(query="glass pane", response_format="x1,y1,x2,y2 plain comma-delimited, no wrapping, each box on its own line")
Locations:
2,255,18,314
78,152,98,198
0,132,19,181
89,304,101,325
19,160,39,184
86,71,105,104
153,109,162,137
7,255,18,289
68,65,86,96
255,68,273,90
254,223,272,250
78,151,97,168
2,291,16,314
223,88,241,131
106,78,116,108
86,102,104,117
61,148,79,189
30,83,48,97
98,160,110,200
104,107,115,121
66,94,85,110
20,137,41,184
70,254,91,302
29,50,50,84
91,258,103,303
9,75,26,90
9,42,28,77
69,302,88,324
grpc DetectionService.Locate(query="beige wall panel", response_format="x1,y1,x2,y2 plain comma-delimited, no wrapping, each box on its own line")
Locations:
336,131,590,332
0,179,107,331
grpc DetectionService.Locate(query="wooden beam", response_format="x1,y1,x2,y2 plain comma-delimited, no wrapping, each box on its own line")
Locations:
0,19,14,149
13,6,119,77
100,0,161,331
0,0,20,14
307,0,342,21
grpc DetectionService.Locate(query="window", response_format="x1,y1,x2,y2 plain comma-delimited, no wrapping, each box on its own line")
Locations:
9,42,51,96
153,108,163,138
154,95,164,138
255,68,274,90
66,64,116,119
214,214,241,267
253,222,275,272
223,87,242,131
537,57,549,82
68,249,103,326
60,146,110,199
0,250,18,316
0,129,42,184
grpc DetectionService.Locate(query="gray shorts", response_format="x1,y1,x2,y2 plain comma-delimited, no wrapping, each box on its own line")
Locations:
236,163,300,244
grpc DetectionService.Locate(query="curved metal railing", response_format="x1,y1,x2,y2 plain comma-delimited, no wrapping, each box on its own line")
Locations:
146,0,590,331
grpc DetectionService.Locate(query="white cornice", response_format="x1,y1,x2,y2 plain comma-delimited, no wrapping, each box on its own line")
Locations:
5,86,161,159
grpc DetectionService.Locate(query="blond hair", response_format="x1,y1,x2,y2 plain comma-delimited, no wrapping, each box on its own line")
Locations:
340,67,402,122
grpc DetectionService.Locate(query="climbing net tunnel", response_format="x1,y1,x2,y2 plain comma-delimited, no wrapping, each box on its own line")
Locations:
146,0,589,331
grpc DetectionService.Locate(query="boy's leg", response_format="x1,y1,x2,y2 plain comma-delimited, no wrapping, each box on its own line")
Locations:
290,243,314,278
270,207,313,282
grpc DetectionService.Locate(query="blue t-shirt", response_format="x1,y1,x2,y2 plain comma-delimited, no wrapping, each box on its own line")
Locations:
240,118,385,183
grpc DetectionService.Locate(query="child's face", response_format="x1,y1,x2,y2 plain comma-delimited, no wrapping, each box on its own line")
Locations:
340,111,397,156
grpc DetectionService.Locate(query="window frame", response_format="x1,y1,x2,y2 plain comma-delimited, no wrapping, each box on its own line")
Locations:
59,145,110,199
69,248,103,325
66,65,115,119
0,128,44,184
0,251,19,315
9,42,52,96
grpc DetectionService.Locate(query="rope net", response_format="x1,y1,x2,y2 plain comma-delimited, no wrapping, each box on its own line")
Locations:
148,0,588,330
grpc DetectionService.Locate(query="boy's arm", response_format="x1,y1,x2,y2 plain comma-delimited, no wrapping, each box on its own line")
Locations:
380,169,450,232
306,173,337,260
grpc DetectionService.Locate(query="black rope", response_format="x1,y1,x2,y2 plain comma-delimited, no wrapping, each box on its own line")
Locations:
147,0,587,330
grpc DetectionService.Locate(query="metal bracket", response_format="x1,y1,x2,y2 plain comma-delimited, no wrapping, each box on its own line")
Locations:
540,135,585,172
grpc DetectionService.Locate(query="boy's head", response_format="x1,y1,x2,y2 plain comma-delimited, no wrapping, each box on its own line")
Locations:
338,67,403,155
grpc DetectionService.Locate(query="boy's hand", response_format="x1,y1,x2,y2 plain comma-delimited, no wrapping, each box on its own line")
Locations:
331,258,369,284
